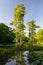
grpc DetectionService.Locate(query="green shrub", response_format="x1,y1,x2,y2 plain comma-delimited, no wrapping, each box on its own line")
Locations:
28,51,43,65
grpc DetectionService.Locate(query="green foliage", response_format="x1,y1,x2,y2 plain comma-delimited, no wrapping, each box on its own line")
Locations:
11,4,26,26
36,29,43,42
28,51,43,65
10,4,26,50
0,23,15,44
14,4,26,21
27,20,39,51
0,3,43,65
32,45,43,51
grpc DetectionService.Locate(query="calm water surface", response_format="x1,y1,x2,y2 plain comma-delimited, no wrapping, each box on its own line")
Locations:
0,50,29,65
5,51,29,65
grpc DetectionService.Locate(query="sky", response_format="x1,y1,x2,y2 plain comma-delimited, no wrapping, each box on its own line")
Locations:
0,0,43,28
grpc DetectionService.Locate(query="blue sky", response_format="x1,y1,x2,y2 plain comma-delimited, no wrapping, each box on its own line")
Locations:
0,0,43,28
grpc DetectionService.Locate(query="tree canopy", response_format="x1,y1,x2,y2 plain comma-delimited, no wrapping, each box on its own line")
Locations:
0,23,15,44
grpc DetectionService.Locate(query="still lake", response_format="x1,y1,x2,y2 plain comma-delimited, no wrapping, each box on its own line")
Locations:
5,51,29,65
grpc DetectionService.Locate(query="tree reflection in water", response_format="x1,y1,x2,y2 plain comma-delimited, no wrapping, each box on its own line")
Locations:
0,50,26,65
11,51,26,65
0,54,8,65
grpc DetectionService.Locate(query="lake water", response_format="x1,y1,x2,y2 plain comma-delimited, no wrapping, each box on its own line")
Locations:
5,51,29,65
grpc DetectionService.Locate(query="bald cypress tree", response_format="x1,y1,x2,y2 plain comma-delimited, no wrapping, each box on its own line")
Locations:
11,4,26,49
27,20,39,51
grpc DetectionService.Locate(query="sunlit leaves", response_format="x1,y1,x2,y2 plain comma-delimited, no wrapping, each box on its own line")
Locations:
36,29,43,42
27,20,39,51
27,20,39,31
10,4,26,48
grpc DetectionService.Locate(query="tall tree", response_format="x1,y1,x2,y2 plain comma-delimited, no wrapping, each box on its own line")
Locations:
27,20,39,51
11,4,26,49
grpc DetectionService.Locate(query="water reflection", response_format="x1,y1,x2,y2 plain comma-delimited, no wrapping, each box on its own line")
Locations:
5,60,16,65
0,49,29,65
0,55,8,65
10,51,26,65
